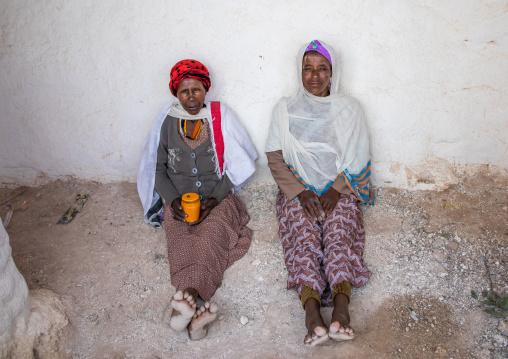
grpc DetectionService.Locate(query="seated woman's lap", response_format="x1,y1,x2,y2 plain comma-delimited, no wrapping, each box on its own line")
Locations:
163,194,251,300
276,190,367,294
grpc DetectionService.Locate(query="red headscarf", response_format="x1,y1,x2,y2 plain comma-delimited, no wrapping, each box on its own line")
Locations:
169,59,211,96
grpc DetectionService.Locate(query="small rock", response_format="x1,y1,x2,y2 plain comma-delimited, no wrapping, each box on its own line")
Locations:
140,290,152,298
438,271,448,277
251,259,261,267
434,250,448,262
405,327,409,332
432,238,444,248
436,266,448,277
240,316,249,325
498,320,508,336
481,342,494,350
434,345,446,354
447,242,459,251
493,334,508,346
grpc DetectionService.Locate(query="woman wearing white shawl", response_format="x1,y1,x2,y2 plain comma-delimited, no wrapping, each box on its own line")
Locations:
137,59,257,341
265,40,374,346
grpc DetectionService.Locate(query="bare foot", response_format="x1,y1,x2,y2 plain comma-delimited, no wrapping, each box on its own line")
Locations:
169,290,197,331
329,293,354,341
304,298,329,347
188,301,219,340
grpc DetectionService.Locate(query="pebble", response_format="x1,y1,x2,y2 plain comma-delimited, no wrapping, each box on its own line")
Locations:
434,345,446,354
240,316,249,325
447,242,459,251
435,250,448,262
140,290,152,298
498,320,508,336
405,327,409,332
493,334,507,346
432,238,444,248
251,259,261,267
436,265,449,277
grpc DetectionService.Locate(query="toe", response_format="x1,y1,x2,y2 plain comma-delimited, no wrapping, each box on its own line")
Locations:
173,291,184,300
314,326,327,337
209,302,219,313
329,322,340,334
304,334,312,345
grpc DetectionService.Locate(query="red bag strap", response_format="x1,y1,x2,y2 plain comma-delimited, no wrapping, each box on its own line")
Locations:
210,101,225,175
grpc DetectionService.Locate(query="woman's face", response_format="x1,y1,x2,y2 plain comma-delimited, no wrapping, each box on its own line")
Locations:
301,51,332,97
177,78,206,115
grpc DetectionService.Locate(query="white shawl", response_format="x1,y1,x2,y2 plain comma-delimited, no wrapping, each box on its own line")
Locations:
137,99,257,222
265,40,370,194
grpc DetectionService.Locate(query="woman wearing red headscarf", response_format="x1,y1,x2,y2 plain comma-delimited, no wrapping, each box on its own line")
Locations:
137,59,257,340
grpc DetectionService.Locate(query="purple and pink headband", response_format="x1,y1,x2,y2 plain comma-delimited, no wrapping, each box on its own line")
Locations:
304,40,332,66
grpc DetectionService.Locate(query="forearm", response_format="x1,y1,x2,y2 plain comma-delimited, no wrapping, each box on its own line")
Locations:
331,175,353,195
266,150,306,200
209,174,234,203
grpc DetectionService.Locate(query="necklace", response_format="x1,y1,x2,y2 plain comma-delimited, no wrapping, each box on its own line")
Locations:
180,119,203,140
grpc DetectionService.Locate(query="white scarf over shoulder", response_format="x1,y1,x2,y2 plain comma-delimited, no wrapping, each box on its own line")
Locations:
265,40,371,196
137,99,257,222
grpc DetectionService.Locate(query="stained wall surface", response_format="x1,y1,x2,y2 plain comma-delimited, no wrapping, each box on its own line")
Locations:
0,0,507,189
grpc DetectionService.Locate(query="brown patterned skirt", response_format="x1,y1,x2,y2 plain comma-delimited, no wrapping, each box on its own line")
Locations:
276,190,371,306
164,194,252,301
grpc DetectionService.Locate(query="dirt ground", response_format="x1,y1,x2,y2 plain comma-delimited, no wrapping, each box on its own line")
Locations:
1,171,507,359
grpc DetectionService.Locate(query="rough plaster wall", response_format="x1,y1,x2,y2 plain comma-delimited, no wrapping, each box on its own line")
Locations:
0,0,507,189
0,222,28,357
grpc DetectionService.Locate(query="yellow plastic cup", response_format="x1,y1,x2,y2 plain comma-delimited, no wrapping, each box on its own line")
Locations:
181,193,200,222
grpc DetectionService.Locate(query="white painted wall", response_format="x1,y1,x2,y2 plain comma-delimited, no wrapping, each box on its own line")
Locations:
1,0,507,189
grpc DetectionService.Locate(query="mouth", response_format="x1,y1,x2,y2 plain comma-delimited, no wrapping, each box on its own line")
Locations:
185,104,201,114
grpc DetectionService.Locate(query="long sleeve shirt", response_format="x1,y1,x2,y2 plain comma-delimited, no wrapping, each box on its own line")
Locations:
266,150,352,201
155,115,233,205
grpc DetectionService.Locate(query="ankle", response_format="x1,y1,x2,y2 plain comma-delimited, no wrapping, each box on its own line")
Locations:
305,298,321,312
333,293,349,307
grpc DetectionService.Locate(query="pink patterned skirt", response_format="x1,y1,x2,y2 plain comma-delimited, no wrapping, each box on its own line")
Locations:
276,190,371,306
